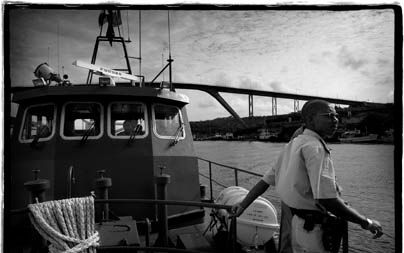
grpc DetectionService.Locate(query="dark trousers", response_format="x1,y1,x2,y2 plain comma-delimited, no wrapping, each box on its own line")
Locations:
278,201,293,253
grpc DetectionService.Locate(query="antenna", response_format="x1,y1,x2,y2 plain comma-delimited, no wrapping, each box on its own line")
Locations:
126,10,131,42
167,10,173,90
168,10,172,59
162,53,165,81
57,21,60,75
139,10,142,78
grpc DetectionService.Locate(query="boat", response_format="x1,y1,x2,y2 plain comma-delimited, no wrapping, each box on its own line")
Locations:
6,8,281,253
339,129,379,143
6,6,394,253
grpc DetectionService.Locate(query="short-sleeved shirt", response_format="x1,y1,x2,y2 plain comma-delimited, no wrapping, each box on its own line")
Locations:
262,129,338,211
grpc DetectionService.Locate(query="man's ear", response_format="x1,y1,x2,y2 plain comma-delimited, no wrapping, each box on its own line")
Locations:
305,115,313,125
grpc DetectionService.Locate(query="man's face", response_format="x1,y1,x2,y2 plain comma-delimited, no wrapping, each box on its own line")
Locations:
311,104,339,138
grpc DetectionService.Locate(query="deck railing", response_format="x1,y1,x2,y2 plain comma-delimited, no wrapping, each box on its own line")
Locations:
197,157,263,201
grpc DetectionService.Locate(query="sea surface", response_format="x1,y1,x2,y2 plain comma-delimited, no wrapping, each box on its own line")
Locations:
195,141,396,253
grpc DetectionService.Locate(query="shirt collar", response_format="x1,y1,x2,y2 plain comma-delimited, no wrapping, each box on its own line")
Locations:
302,129,331,153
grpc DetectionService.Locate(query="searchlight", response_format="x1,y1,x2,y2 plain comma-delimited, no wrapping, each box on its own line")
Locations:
32,63,62,86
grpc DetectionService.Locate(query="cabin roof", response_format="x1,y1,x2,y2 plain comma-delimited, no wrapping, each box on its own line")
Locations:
12,85,189,104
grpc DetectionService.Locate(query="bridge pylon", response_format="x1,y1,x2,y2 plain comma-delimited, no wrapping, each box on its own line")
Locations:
249,95,254,117
272,97,277,115
294,99,300,112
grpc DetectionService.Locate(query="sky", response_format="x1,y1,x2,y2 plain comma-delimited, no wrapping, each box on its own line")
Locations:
7,6,396,121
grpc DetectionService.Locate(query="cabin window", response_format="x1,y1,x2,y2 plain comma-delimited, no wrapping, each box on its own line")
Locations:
61,102,103,140
19,104,56,143
153,104,185,139
108,102,147,138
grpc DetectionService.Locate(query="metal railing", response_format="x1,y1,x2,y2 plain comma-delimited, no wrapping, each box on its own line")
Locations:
197,157,263,201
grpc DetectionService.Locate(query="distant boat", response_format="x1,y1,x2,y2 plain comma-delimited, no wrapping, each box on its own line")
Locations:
339,130,379,143
380,129,394,143
258,128,278,141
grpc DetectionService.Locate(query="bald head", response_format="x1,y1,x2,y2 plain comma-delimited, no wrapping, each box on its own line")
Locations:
300,99,338,138
301,100,331,125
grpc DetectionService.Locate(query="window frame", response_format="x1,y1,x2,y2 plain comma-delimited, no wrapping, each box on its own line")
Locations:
60,101,104,140
152,103,186,140
107,101,149,139
18,103,57,144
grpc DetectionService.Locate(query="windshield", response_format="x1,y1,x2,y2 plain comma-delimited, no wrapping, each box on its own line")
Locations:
153,104,185,139
19,104,55,143
109,102,147,138
62,102,102,139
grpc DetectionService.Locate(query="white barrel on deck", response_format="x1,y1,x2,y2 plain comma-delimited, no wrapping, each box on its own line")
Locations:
216,186,280,246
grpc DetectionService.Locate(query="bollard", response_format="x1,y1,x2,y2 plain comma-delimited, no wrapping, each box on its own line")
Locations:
24,169,50,204
200,184,207,200
155,166,171,247
94,170,112,221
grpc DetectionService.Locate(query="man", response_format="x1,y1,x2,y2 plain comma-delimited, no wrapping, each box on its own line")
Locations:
119,120,142,136
232,99,383,253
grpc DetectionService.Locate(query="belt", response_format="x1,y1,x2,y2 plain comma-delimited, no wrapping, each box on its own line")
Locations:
289,207,325,230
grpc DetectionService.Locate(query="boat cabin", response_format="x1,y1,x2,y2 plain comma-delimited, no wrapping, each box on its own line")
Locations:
10,84,203,222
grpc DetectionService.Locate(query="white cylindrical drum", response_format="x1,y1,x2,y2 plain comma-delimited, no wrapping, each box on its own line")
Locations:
216,186,280,246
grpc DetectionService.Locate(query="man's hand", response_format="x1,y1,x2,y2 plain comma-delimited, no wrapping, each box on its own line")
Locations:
362,218,383,239
230,203,245,217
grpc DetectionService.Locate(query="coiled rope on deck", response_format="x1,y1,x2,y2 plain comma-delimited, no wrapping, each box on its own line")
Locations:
28,196,100,253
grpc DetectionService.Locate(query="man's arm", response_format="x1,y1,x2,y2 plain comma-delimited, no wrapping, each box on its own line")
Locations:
318,197,383,238
231,179,270,217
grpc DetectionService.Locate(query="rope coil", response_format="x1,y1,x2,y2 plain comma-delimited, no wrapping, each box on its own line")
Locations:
28,196,99,253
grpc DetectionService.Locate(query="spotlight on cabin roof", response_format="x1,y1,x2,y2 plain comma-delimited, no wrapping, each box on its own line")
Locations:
32,63,62,86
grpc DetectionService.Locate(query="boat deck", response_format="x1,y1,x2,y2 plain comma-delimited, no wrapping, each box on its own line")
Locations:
98,208,277,253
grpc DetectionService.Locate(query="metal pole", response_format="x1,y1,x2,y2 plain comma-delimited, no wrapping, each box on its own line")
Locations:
342,221,349,253
234,170,238,186
155,169,170,247
209,162,213,201
230,216,237,253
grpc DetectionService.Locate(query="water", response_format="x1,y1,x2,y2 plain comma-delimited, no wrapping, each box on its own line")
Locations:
195,141,395,253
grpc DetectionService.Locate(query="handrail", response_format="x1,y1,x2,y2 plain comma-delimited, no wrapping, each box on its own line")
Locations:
197,157,263,201
198,157,263,177
94,198,232,210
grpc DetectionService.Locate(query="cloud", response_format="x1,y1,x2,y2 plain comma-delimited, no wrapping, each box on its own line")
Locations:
268,81,284,92
337,46,368,70
237,76,264,90
197,99,216,109
309,51,332,64
213,72,232,86
375,76,394,87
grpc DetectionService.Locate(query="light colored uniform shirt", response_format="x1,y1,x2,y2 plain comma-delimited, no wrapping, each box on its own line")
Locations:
262,129,338,211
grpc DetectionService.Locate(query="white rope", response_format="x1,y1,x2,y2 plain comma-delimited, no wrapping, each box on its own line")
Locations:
28,196,99,253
